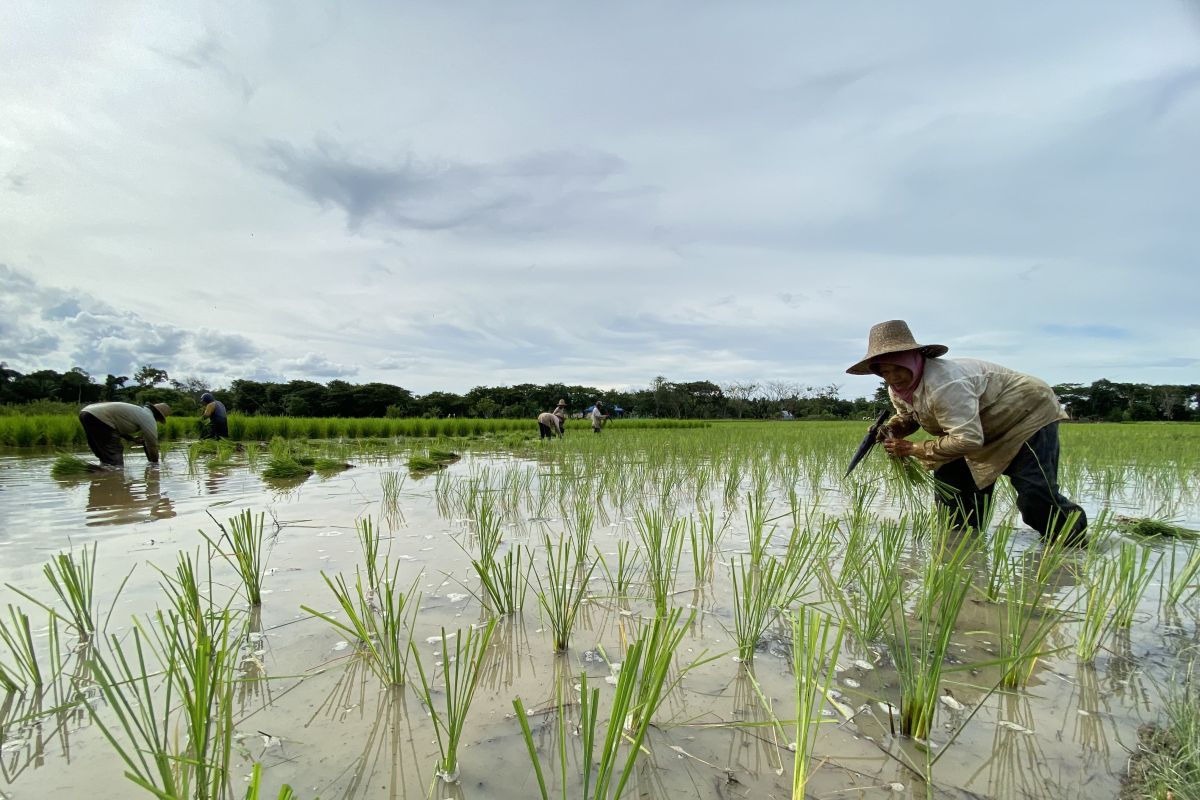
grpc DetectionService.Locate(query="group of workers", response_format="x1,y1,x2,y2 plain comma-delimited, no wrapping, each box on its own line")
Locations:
536,399,609,439
78,392,227,468
72,318,1086,544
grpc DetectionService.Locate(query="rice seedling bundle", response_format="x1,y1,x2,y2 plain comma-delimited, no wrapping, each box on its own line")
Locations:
532,533,596,652
50,453,100,478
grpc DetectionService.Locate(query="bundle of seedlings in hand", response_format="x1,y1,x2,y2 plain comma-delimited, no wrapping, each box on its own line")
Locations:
410,618,498,783
301,559,420,686
634,506,685,616
202,509,268,607
533,533,596,652
887,525,978,739
513,613,693,800
791,606,845,798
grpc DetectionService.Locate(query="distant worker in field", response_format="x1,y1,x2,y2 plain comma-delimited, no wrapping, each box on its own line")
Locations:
78,401,171,468
199,392,228,439
847,320,1087,545
590,401,609,434
537,399,568,440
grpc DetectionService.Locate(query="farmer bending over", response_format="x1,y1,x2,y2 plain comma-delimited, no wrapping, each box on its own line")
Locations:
78,401,172,468
537,399,568,439
199,392,228,439
847,320,1087,545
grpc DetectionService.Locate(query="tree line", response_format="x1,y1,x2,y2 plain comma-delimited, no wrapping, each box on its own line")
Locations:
1,362,1196,422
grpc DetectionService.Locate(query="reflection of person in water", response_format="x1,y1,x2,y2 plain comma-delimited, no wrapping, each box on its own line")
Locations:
85,467,176,526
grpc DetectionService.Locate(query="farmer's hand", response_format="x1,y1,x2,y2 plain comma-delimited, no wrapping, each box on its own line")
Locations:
882,438,915,458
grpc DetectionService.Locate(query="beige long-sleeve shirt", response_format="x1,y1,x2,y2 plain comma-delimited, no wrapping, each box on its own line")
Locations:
81,402,162,462
887,358,1066,489
537,411,564,434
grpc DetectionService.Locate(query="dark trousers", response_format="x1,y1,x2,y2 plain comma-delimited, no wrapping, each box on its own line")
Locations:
538,422,559,439
933,422,1087,544
80,411,124,467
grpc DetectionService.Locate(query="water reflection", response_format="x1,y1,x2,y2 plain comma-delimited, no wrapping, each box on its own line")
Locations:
84,468,175,526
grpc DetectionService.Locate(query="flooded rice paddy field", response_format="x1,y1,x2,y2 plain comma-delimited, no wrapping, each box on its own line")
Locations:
1,421,1198,799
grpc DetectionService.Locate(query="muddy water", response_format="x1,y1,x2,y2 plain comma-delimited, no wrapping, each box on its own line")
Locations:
1,439,1197,800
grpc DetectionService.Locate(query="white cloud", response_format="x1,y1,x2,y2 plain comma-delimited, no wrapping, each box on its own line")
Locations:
1,3,1197,395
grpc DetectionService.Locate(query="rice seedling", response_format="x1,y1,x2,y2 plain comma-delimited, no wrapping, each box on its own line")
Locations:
634,507,685,616
355,515,383,590
1166,543,1200,607
532,533,596,652
202,510,268,607
995,557,1075,688
243,763,301,800
1075,553,1123,663
622,608,703,734
512,612,693,799
472,491,504,564
744,491,776,568
819,522,904,648
301,560,420,686
472,545,530,615
730,555,791,663
0,606,57,693
597,540,640,602
313,456,353,476
686,506,726,585
568,495,597,565
887,524,978,739
1112,540,1160,628
409,618,498,783
777,513,839,607
982,515,1016,601
261,445,313,480
4,543,98,644
50,453,101,478
790,606,844,797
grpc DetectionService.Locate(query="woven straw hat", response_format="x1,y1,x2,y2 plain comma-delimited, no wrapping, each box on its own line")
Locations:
845,320,948,375
150,403,172,422
555,399,567,407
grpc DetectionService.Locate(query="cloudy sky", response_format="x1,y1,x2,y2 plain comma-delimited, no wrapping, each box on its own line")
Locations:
3,2,1198,398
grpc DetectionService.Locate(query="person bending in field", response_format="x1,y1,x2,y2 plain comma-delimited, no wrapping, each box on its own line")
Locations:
846,320,1087,545
590,401,609,434
537,400,568,439
78,401,172,468
199,392,228,439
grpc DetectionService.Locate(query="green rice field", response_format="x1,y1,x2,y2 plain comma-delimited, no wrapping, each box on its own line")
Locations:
1,420,1197,799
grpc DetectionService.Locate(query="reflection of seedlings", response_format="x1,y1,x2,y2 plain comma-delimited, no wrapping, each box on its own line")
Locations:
1123,656,1199,800
302,560,420,687
380,471,404,516
410,618,498,784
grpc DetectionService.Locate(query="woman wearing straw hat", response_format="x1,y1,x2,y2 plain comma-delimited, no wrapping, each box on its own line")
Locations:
847,320,1086,545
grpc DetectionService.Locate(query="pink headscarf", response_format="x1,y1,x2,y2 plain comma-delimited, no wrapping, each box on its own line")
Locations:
870,349,926,404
